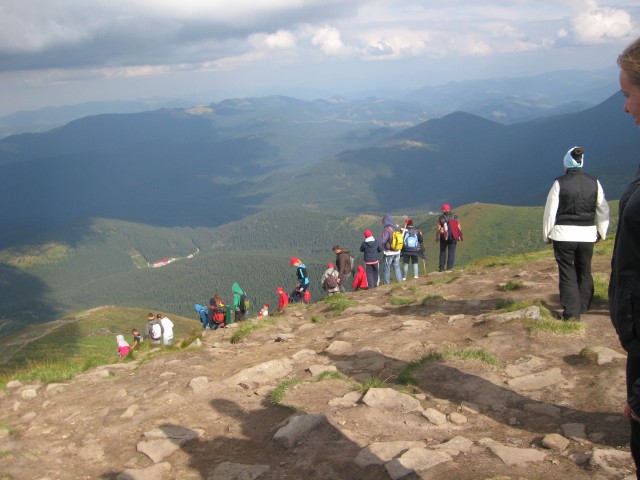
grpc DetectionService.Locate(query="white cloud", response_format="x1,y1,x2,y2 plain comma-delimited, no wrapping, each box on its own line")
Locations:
309,25,353,56
571,5,634,43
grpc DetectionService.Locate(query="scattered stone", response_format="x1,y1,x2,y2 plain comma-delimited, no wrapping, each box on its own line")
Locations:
590,448,634,477
482,306,542,323
508,417,519,426
6,380,23,389
78,440,105,460
507,367,565,391
448,412,468,425
561,423,587,440
21,411,37,422
430,436,474,456
542,433,570,452
120,404,139,419
239,381,259,390
342,304,385,315
523,403,562,418
45,383,67,394
275,333,295,342
116,462,171,480
75,368,110,381
208,461,270,480
115,389,128,398
223,358,294,387
354,441,425,467
504,355,547,378
188,376,209,394
580,346,626,365
361,388,422,413
159,372,176,378
422,408,447,426
448,314,465,323
307,364,338,377
21,388,39,399
187,338,203,348
460,401,480,415
273,413,326,448
324,340,354,355
479,438,547,466
385,447,452,480
328,391,361,408
402,320,425,328
356,347,383,358
292,349,318,361
137,425,204,463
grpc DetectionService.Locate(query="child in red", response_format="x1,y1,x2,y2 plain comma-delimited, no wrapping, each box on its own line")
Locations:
303,289,311,304
352,265,369,291
276,287,289,313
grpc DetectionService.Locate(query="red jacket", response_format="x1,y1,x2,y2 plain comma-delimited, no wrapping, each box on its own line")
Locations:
352,265,368,290
278,291,289,310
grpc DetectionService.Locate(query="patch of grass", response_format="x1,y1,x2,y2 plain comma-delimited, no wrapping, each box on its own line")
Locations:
0,425,15,436
421,294,443,305
358,377,388,392
426,274,460,286
323,294,357,313
390,296,417,306
311,316,320,323
0,452,14,459
503,280,523,291
230,317,278,344
471,249,551,268
270,378,302,409
495,299,554,319
398,348,499,385
593,273,609,305
12,358,89,384
524,318,585,335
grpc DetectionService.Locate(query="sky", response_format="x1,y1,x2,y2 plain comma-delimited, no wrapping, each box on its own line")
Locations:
0,0,639,116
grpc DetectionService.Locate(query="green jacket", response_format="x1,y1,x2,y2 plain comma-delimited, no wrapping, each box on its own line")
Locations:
232,282,245,309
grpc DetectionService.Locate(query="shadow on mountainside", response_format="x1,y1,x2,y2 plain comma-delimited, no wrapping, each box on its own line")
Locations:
0,263,64,338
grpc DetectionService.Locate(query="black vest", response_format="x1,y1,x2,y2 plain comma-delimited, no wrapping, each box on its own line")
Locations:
555,169,597,226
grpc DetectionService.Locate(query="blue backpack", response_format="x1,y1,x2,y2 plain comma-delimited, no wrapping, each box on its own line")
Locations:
404,228,420,251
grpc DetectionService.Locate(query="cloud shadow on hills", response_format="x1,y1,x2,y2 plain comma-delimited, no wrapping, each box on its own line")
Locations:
0,263,64,338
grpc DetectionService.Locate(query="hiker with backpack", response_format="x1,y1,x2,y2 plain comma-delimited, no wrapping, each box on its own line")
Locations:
381,215,403,284
321,263,341,296
146,312,164,344
401,218,425,280
332,245,353,292
436,204,463,272
208,294,227,329
289,257,310,303
543,146,609,321
231,282,250,322
360,229,382,288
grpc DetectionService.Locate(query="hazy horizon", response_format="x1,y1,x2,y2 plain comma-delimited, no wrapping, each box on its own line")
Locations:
1,1,639,116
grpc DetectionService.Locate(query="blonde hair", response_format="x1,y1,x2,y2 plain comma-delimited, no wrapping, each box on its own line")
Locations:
618,36,640,87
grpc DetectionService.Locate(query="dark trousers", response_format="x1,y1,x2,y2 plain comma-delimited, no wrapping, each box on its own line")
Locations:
552,241,594,319
365,263,379,288
439,241,457,271
338,273,349,292
628,354,640,478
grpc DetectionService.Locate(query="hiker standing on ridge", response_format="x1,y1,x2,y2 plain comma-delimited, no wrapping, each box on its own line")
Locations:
381,215,403,284
289,257,310,302
401,218,425,280
360,229,382,288
436,204,463,272
543,146,609,321
321,263,341,296
610,36,640,477
332,245,352,292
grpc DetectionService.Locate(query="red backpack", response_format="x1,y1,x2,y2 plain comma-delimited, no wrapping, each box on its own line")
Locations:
440,213,463,241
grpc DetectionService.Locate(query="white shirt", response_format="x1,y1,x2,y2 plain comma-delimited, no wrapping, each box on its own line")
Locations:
542,178,610,243
160,316,174,339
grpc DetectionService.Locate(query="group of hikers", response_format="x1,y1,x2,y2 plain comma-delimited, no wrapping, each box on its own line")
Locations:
115,312,174,358
183,206,464,333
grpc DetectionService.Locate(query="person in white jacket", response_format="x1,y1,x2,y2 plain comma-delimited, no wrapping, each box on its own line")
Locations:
157,313,174,345
542,146,609,320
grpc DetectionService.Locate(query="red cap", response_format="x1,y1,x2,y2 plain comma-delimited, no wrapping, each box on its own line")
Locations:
405,218,412,225
442,204,451,212
276,287,285,293
290,257,300,265
364,229,372,237
327,263,334,268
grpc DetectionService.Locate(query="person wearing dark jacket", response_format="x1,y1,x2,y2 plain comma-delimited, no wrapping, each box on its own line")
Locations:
401,218,425,280
360,229,382,288
612,36,640,477
543,146,609,320
332,245,352,292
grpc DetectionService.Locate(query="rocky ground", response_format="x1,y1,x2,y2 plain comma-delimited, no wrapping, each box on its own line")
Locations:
0,253,636,480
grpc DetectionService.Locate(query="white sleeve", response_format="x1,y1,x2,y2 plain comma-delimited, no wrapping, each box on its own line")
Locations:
595,180,610,240
542,181,560,242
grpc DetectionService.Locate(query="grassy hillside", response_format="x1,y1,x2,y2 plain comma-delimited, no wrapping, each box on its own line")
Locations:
0,202,619,342
0,306,200,377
